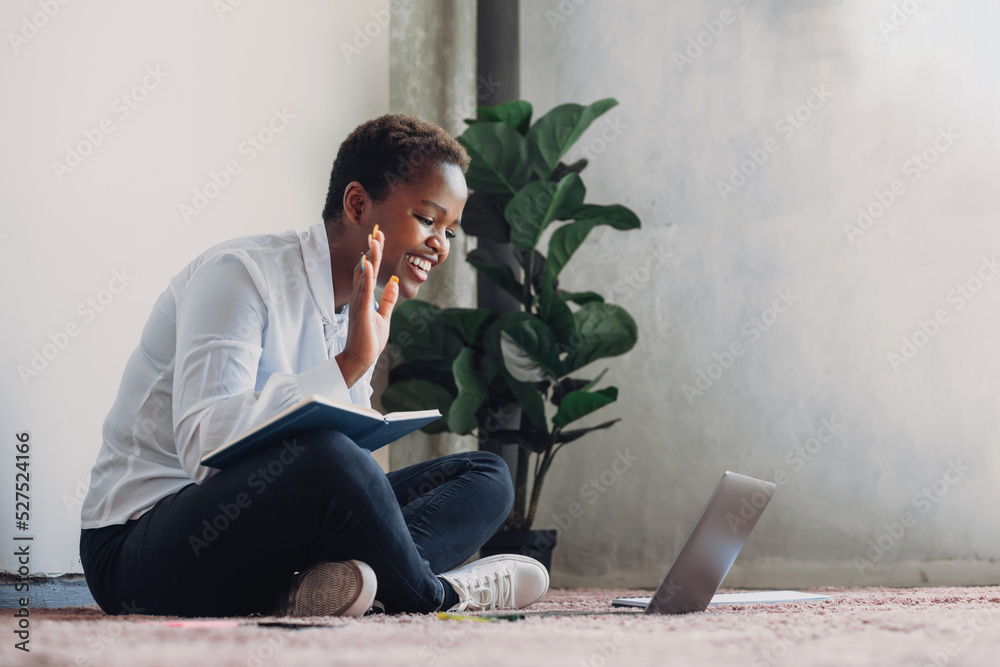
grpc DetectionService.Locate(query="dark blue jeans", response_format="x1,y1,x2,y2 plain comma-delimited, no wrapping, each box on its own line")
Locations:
79,429,514,616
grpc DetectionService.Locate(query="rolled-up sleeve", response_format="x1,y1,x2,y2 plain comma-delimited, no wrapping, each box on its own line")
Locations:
172,252,353,483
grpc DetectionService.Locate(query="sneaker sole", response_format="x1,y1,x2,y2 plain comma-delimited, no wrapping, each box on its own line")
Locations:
278,560,376,617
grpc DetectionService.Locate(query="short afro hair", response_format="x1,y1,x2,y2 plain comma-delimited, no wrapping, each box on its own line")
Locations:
322,114,470,225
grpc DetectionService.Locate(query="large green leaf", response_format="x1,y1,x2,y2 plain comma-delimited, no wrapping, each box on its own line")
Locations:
535,205,639,320
389,300,465,362
551,368,609,407
526,98,618,180
564,302,638,372
388,360,457,394
505,173,586,251
380,379,453,434
543,293,575,346
559,290,604,305
513,248,548,298
457,122,529,201
448,347,488,434
500,334,551,382
480,350,504,385
539,217,604,324
552,386,618,429
466,248,528,306
501,370,548,431
475,100,532,135
573,203,641,230
542,206,640,302
550,377,587,407
438,308,492,345
545,218,598,288
483,311,537,362
500,319,565,381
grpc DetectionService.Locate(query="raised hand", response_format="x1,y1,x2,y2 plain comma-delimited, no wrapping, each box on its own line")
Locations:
335,226,399,387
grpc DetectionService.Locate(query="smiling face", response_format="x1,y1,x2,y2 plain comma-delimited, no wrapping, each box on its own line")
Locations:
372,162,468,299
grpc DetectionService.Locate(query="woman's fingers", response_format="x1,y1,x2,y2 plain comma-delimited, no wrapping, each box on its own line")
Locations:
368,228,384,280
353,226,390,320
378,274,399,320
355,251,374,313
352,249,364,291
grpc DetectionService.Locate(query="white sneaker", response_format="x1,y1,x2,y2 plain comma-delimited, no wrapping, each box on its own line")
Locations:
274,559,377,617
439,554,549,612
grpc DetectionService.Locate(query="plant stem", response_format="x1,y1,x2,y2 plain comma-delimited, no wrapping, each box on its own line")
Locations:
524,430,560,529
511,446,530,529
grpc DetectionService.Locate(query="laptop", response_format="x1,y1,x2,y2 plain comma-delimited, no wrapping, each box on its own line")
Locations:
611,471,828,614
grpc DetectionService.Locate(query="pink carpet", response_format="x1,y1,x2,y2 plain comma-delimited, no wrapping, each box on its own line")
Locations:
5,587,1000,666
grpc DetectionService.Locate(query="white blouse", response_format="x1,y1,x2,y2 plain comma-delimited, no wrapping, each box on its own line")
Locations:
81,222,374,529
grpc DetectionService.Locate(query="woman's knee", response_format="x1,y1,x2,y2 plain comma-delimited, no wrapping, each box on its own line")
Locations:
466,451,515,515
259,428,381,491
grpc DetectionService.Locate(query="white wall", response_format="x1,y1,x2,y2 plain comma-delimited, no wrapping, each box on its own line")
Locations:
521,0,1000,587
0,0,389,575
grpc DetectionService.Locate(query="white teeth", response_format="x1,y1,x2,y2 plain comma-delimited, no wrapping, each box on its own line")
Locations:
407,255,431,271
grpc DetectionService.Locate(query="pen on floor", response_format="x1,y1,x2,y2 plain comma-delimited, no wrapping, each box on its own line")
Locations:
435,611,495,623
359,252,379,311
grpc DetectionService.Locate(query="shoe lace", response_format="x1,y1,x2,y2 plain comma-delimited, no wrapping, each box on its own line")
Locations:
449,568,513,612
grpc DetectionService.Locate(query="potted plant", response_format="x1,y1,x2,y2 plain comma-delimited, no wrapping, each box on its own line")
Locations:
381,98,640,570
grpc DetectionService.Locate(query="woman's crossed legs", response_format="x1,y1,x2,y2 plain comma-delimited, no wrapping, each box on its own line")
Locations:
80,429,514,616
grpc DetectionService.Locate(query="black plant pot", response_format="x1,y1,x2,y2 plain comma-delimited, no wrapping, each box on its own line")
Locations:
479,529,557,573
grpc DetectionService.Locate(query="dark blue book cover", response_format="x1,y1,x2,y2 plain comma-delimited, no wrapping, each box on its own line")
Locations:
200,395,441,469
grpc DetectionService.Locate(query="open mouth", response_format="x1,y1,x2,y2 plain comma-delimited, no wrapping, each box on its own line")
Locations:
405,254,433,282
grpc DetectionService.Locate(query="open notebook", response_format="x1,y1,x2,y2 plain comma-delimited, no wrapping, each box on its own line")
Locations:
199,394,441,469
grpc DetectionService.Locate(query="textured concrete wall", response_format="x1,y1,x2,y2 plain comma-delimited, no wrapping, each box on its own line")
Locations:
384,0,480,468
520,0,1000,587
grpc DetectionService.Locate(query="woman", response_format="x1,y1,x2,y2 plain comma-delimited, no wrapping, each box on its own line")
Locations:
79,114,549,617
